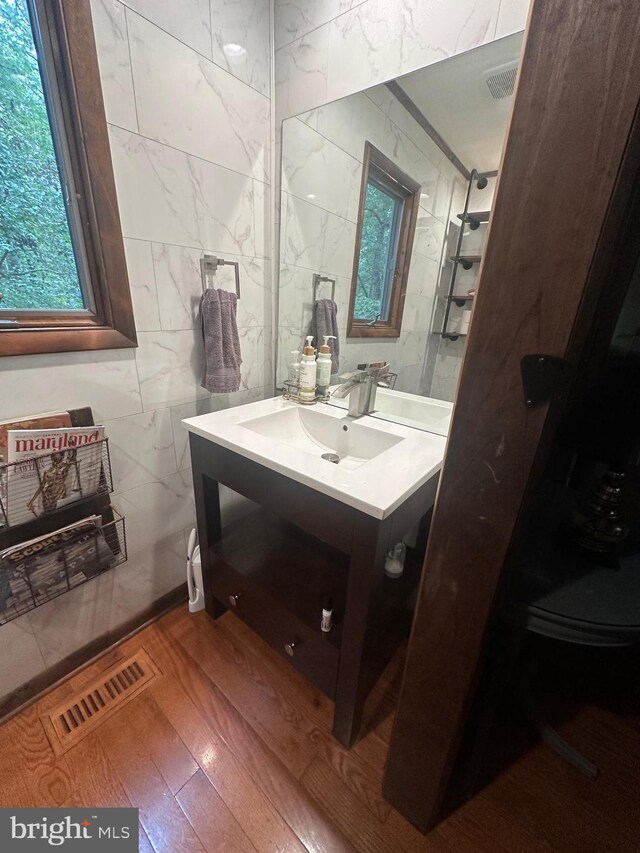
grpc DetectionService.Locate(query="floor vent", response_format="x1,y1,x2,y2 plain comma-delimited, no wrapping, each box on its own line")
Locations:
41,649,160,756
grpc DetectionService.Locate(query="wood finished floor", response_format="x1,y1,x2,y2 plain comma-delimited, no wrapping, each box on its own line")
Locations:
0,604,638,852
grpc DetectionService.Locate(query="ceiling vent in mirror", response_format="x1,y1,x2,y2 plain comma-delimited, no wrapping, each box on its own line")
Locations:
485,63,518,99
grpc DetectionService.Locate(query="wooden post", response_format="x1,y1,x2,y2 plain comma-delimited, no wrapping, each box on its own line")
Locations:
383,0,640,831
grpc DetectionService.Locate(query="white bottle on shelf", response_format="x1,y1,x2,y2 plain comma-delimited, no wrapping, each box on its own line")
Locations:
299,336,317,401
287,350,301,389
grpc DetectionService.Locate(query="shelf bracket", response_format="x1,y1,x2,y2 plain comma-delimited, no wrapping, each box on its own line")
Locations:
521,354,573,408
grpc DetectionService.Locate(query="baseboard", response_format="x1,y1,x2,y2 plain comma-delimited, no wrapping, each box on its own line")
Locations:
0,585,188,724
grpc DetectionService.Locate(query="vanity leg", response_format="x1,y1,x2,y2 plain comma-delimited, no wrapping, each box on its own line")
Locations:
333,517,390,747
190,435,226,620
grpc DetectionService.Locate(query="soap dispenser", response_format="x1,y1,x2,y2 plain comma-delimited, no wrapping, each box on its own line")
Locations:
316,335,336,397
299,335,317,402
287,350,301,389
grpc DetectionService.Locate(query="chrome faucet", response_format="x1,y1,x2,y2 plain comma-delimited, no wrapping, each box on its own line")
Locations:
332,362,392,418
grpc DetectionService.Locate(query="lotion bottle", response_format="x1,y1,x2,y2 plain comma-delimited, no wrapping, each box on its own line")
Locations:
299,336,317,401
316,335,336,397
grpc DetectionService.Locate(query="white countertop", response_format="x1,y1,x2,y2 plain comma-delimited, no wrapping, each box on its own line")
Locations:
183,396,446,519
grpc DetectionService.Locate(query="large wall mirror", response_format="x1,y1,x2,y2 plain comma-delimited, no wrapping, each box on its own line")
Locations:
277,32,523,435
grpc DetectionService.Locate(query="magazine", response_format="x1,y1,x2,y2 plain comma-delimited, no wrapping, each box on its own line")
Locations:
0,411,72,526
0,515,114,621
0,411,72,465
5,425,105,526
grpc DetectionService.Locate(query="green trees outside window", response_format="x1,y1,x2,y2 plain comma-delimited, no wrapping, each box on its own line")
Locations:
354,180,401,322
0,0,84,311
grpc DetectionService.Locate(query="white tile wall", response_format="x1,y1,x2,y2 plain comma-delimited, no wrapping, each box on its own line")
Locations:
275,0,530,122
211,0,271,97
0,0,273,699
106,408,177,492
120,0,212,58
122,238,161,332
127,13,270,182
91,0,138,132
0,350,143,422
495,0,531,40
0,618,47,696
108,126,259,255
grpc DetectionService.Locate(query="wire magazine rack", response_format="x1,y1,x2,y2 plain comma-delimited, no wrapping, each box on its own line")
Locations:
0,438,113,530
0,509,127,625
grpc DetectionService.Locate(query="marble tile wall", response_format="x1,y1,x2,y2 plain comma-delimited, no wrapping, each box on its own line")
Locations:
0,0,273,697
274,0,531,123
277,85,459,390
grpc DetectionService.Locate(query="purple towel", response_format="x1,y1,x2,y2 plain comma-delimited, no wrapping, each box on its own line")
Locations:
200,288,242,393
310,298,340,373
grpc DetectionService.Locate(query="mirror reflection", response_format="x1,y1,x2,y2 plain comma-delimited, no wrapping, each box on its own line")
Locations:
277,32,523,434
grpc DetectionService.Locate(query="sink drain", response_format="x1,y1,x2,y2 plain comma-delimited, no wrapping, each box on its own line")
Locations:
321,453,340,464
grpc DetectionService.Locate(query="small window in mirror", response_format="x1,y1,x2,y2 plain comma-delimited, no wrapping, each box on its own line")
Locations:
347,143,420,338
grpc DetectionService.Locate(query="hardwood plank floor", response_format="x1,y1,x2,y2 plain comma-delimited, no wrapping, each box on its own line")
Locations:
0,604,637,853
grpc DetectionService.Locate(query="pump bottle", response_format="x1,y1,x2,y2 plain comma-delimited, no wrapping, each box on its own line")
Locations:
316,335,336,397
299,336,317,401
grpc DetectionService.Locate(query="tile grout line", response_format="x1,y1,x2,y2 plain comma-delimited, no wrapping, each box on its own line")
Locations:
274,0,370,53
122,236,271,268
107,120,271,189
119,1,270,100
123,6,141,135
146,240,163,333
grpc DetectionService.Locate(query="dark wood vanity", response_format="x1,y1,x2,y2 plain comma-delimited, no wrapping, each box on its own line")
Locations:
189,432,437,746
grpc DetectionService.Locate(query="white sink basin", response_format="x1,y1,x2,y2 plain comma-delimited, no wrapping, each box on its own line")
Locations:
242,406,402,471
329,387,453,436
183,397,446,519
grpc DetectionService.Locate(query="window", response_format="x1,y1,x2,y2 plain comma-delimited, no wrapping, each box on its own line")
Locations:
0,0,136,356
347,143,420,338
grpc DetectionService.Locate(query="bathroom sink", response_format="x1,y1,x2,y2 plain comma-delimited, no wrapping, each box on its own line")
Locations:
183,397,446,518
241,406,402,471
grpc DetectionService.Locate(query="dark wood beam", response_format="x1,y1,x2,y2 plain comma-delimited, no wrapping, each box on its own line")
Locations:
385,80,471,179
383,0,640,831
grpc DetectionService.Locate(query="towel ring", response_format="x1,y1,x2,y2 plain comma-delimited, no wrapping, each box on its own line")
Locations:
312,273,336,304
201,255,241,298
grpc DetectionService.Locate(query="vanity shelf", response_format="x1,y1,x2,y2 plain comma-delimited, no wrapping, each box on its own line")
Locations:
208,507,347,698
212,507,348,652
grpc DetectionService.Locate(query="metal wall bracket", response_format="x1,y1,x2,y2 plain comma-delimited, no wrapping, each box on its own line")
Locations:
521,354,573,408
200,255,241,298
